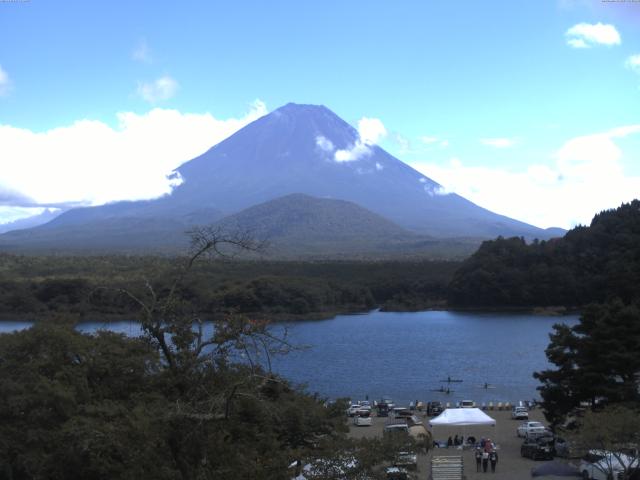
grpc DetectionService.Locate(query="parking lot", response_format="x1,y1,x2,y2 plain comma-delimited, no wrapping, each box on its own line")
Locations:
347,407,579,479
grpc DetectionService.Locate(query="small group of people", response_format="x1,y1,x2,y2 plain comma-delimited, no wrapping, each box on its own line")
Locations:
475,438,498,473
446,434,467,447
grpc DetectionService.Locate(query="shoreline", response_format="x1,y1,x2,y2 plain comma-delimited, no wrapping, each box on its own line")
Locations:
0,304,581,324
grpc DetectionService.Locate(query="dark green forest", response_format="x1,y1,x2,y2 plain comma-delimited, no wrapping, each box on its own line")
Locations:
448,200,640,308
0,255,458,321
0,230,429,480
0,312,425,479
1,202,640,477
2,201,640,320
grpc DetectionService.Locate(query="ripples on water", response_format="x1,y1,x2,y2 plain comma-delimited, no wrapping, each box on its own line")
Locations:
1,310,578,406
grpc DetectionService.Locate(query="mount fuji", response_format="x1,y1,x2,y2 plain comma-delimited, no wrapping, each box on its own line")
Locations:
0,103,561,255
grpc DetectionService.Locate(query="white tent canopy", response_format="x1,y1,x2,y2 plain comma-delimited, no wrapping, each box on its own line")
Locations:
429,408,496,427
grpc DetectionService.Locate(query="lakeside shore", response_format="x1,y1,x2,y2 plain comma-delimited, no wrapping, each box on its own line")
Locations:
0,303,581,324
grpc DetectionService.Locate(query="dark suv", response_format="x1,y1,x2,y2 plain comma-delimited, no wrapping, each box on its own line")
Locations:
521,436,554,460
427,401,443,416
378,403,390,417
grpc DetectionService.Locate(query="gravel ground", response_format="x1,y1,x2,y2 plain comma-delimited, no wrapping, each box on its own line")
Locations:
347,408,580,480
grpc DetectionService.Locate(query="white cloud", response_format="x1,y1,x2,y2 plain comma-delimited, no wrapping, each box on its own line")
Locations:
0,65,10,96
424,184,448,197
334,143,370,162
334,117,387,162
137,75,179,103
0,100,268,209
566,22,621,48
626,54,640,75
357,117,387,144
132,39,152,63
411,125,640,229
421,136,439,144
395,133,410,153
420,135,449,148
567,38,589,49
0,207,46,225
375,162,383,171
315,135,334,152
481,138,515,148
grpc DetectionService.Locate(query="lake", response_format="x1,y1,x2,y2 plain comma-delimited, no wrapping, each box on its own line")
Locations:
0,310,578,406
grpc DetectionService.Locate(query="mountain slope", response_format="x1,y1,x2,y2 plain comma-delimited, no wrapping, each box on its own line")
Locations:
171,103,553,238
0,103,562,255
0,194,480,258
214,193,421,256
0,209,65,234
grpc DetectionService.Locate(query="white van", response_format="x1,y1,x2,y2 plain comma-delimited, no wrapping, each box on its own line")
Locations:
384,423,409,434
353,411,372,426
511,406,529,420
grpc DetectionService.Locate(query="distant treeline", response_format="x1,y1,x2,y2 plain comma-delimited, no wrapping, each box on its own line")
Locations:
3,201,640,320
0,255,458,320
448,200,640,308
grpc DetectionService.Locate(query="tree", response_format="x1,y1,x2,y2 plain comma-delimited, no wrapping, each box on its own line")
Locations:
0,227,351,480
535,300,640,426
0,321,167,480
567,406,640,480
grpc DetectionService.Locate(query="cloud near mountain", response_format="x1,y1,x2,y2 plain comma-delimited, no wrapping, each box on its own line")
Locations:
414,125,640,229
0,101,267,209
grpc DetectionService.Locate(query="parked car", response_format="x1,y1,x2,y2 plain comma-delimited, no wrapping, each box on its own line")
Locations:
521,437,554,460
393,407,412,419
579,450,640,480
346,404,362,417
353,410,372,426
379,396,396,409
517,421,546,437
385,466,409,480
511,406,529,420
407,415,423,426
346,403,370,417
427,401,443,416
554,436,579,458
525,430,554,442
378,403,390,417
384,422,409,435
458,399,475,408
394,451,418,470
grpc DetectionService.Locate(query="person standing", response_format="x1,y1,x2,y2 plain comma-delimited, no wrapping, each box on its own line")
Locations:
482,451,489,473
490,450,498,473
484,438,494,453
475,448,482,472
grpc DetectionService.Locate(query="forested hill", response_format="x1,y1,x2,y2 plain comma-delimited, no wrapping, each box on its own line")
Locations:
448,200,640,308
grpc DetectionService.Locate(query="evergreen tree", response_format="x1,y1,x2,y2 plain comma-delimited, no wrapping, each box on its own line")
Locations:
535,299,640,426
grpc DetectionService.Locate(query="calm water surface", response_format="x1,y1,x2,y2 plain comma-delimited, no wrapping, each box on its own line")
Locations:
1,310,578,406
270,310,578,405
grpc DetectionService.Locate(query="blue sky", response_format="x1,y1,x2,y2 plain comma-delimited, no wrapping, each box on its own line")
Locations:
1,0,639,228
